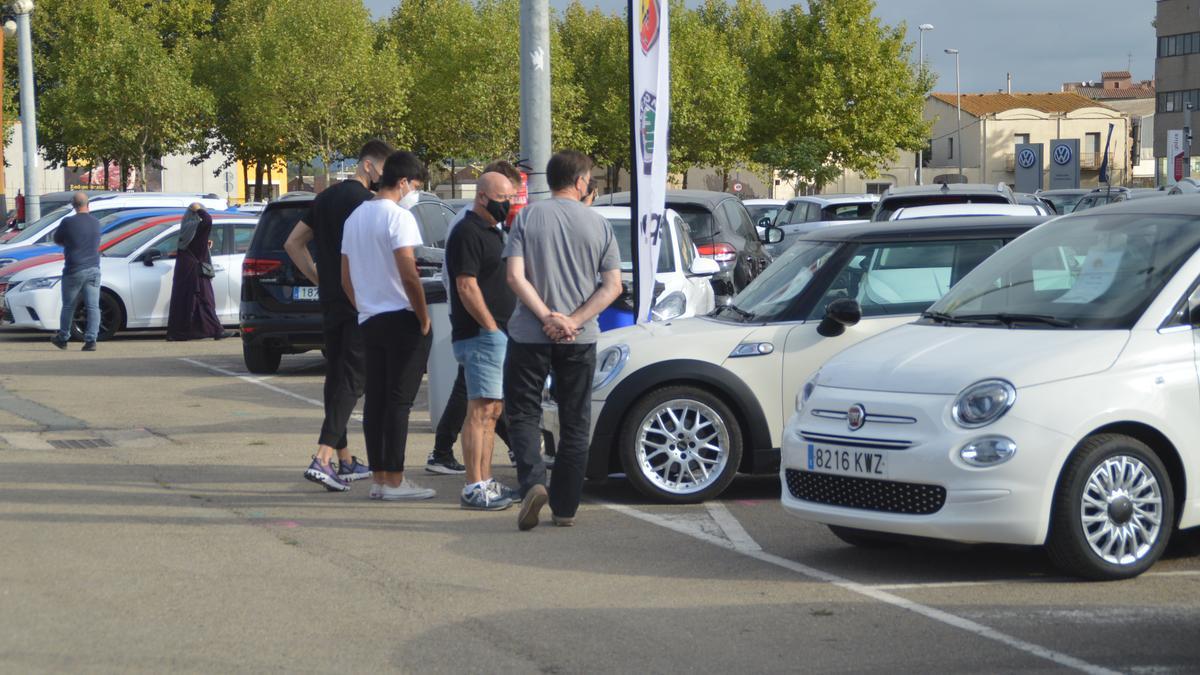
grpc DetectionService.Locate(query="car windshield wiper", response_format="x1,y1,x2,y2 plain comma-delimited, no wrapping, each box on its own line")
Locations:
713,303,755,321
921,310,974,325
955,312,1075,328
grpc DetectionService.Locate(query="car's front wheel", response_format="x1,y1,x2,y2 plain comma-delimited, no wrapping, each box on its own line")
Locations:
243,342,282,374
71,290,123,341
619,385,742,503
1046,434,1174,581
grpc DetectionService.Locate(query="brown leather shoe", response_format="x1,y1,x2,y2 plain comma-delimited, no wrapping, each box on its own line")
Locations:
518,484,548,531
551,514,575,527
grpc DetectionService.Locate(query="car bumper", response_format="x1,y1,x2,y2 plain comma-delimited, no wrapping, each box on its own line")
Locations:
239,302,324,352
779,388,1072,546
3,287,60,330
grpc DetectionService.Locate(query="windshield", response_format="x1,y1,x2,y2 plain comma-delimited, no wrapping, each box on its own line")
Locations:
671,205,715,242
746,205,781,227
1041,193,1085,214
8,206,71,244
102,222,175,258
929,213,1200,329
99,216,176,250
724,240,840,321
609,217,673,273
874,194,1009,221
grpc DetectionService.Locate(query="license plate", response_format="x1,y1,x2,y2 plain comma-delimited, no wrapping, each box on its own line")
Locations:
293,286,319,301
807,443,886,478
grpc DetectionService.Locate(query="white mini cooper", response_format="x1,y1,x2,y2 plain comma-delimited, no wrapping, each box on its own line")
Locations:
782,198,1200,580
542,216,1048,503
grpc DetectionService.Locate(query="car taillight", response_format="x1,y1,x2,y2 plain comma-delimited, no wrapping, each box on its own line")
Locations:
697,243,737,264
243,258,282,278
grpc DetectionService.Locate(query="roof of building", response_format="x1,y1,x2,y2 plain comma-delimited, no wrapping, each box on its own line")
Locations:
1071,85,1156,100
929,92,1114,117
1101,70,1132,79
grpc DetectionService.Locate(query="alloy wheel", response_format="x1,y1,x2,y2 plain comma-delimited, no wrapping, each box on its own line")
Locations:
634,398,730,496
1080,455,1164,566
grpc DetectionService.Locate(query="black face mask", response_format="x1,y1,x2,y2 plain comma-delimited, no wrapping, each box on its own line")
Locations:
485,199,511,224
368,180,381,192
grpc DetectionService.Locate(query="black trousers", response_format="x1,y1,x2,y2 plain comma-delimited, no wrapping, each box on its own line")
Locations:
361,310,431,473
504,340,595,518
433,365,510,457
318,308,365,450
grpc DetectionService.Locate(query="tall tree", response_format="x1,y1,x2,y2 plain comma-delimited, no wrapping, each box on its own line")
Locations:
559,1,627,188
758,0,930,188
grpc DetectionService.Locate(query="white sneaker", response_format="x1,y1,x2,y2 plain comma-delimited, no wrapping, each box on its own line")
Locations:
379,479,436,501
368,484,383,500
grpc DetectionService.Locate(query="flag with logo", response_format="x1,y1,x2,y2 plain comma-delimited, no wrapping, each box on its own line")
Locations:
630,0,669,323
1098,123,1115,185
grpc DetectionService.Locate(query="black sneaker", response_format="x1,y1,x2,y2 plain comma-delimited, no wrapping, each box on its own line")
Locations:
426,452,466,475
82,342,97,352
51,336,68,350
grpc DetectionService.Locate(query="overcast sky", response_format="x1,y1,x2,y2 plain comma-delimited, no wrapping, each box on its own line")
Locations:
363,0,1157,93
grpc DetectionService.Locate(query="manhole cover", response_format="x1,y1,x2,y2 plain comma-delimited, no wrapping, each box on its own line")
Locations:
47,439,113,450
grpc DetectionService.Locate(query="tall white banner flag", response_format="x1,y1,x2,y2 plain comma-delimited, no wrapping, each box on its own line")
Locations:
630,0,668,323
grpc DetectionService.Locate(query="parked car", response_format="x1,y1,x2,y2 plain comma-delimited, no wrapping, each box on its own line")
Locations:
772,194,879,256
889,203,1045,220
2,213,257,340
1111,187,1170,203
593,206,718,325
872,183,1016,221
0,190,115,241
0,208,194,268
781,197,1200,580
1167,178,1200,195
1036,188,1092,214
0,193,228,253
593,190,778,297
1071,186,1131,212
239,191,457,373
541,215,1048,503
1014,192,1057,214
742,198,787,232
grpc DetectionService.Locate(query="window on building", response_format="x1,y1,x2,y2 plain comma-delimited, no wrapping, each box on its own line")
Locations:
949,137,954,159
1086,133,1101,155
1015,133,1030,146
865,182,892,195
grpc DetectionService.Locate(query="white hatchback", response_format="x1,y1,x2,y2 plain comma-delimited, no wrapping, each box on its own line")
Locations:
3,214,256,339
782,198,1200,580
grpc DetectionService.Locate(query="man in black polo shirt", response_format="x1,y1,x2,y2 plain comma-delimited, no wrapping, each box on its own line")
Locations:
284,139,393,492
446,172,518,510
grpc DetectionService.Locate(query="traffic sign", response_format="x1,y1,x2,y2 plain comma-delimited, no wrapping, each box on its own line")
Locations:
732,182,743,192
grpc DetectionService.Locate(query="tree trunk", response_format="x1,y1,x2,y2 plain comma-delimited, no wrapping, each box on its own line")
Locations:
103,160,110,191
255,161,265,202
682,168,689,190
119,160,129,191
450,158,456,198
721,168,730,191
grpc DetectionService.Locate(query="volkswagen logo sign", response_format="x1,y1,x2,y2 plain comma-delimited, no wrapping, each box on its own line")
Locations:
847,404,866,431
1017,148,1037,169
1053,144,1073,166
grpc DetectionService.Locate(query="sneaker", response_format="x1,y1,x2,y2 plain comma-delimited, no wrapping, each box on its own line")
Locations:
303,456,350,492
337,456,372,481
518,484,548,531
51,336,68,350
82,341,97,352
426,452,466,475
379,479,436,501
368,483,383,500
488,479,521,503
461,484,513,511
551,514,575,527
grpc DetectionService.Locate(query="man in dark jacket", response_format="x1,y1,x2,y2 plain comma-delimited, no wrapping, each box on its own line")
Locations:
51,192,102,352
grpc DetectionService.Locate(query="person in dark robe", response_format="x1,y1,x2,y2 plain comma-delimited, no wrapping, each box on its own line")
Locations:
167,204,228,341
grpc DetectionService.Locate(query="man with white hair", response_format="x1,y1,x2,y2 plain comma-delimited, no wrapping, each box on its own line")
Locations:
51,192,102,351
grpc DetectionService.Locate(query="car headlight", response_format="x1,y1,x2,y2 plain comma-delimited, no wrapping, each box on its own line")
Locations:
952,379,1016,428
593,344,630,391
18,276,61,291
958,436,1018,467
795,378,817,413
650,291,686,322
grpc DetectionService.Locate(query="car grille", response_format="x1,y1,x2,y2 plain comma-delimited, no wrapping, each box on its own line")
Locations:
784,469,946,515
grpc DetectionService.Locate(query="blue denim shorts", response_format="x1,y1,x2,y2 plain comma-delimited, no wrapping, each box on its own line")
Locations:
452,330,508,400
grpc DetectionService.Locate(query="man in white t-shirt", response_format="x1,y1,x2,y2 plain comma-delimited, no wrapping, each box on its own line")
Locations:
340,151,436,502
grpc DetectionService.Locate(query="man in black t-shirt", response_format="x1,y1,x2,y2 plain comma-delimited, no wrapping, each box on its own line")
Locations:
284,139,393,492
445,172,518,511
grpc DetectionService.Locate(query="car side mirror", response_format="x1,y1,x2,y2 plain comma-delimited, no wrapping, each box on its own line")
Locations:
817,298,862,337
689,257,721,277
758,216,773,229
141,249,164,266
761,226,784,245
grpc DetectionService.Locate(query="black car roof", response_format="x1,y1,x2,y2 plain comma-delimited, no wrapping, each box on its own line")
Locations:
600,190,733,210
799,215,1048,243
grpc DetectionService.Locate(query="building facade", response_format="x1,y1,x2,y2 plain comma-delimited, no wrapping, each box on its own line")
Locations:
1064,71,1156,186
1154,0,1200,180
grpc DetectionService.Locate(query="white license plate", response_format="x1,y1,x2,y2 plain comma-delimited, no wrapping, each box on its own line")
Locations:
293,286,319,301
807,443,886,478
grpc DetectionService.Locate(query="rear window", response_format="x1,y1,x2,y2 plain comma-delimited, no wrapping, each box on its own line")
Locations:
874,194,1009,221
250,203,308,253
670,204,715,241
821,203,876,221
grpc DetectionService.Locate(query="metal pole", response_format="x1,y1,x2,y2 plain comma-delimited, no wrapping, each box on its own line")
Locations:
519,0,552,202
1185,102,1193,179
953,51,963,178
16,5,40,221
917,24,933,186
0,26,7,219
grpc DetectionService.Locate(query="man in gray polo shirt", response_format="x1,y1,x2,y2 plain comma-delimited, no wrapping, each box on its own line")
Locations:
503,150,622,531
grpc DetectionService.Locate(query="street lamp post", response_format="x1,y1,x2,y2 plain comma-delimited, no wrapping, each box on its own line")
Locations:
917,23,933,185
945,48,963,179
13,0,39,222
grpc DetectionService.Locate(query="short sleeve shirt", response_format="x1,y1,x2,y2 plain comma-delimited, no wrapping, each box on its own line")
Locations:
304,180,373,315
340,199,424,324
503,197,621,344
446,210,515,342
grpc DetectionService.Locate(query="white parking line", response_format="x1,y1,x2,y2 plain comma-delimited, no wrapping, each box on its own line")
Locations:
181,358,327,409
705,501,762,552
604,502,1119,675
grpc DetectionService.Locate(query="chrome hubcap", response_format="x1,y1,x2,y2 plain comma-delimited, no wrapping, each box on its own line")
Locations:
634,399,729,495
1081,456,1163,566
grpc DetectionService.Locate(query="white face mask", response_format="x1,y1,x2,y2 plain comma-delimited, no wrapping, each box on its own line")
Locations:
398,185,420,210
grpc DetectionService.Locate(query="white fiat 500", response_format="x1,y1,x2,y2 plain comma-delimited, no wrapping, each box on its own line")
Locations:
782,198,1200,580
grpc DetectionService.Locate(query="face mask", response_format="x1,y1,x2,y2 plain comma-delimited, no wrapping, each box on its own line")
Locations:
485,199,511,224
399,186,420,210
365,163,380,192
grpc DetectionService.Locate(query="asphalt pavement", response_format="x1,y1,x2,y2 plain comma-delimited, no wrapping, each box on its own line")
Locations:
0,330,1198,674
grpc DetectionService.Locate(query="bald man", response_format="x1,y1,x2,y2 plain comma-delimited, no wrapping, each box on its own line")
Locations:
51,192,102,351
445,172,519,510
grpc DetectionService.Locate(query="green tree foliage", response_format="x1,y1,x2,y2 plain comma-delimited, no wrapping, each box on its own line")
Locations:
757,0,930,187
559,1,628,187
